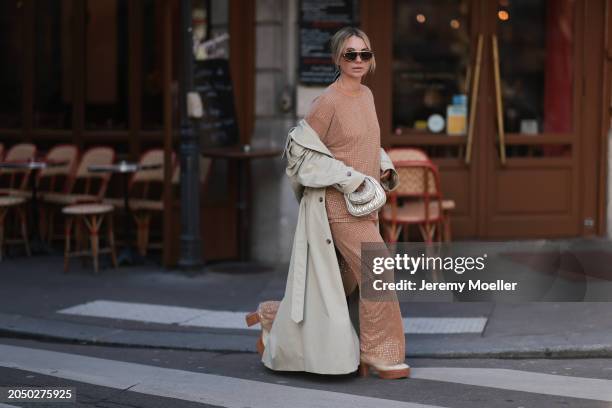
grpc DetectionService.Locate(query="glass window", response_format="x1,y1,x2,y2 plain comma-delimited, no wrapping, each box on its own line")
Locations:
34,0,73,129
85,0,129,130
208,0,229,58
141,0,163,130
498,0,574,134
0,0,23,128
393,0,471,135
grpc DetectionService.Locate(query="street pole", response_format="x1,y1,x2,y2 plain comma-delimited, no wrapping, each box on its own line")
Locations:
178,0,203,269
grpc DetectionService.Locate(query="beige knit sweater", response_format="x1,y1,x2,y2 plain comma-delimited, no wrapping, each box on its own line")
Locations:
305,81,381,223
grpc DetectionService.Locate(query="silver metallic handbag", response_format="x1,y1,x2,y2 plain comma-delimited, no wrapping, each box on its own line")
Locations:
344,176,387,217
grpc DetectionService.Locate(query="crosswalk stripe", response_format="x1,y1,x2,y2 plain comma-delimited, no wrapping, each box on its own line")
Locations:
58,300,487,334
0,344,442,408
412,367,612,402
403,317,486,334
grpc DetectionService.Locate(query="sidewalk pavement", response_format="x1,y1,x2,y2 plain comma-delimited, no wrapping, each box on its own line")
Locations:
1,239,612,359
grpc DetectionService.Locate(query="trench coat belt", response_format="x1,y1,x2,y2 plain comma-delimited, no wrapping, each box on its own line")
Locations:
290,198,308,323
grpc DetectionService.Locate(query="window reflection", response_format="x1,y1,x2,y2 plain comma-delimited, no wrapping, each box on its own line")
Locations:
393,0,471,134
498,0,574,134
85,0,129,130
0,0,23,128
34,0,73,129
141,0,163,130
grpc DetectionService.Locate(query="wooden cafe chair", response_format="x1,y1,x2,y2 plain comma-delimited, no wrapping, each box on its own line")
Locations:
43,146,115,244
0,143,37,260
380,148,455,243
122,151,211,257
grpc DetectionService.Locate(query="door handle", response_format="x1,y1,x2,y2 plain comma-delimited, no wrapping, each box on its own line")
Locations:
465,34,484,165
492,34,507,165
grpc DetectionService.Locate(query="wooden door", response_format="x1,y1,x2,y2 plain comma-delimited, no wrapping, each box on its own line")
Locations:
478,0,584,238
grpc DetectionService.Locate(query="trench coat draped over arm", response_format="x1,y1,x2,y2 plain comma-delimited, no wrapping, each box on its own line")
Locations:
380,148,399,192
261,120,398,375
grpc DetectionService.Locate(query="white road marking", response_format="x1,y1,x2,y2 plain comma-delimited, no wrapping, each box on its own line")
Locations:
0,344,441,408
58,300,487,334
403,317,486,334
412,367,612,402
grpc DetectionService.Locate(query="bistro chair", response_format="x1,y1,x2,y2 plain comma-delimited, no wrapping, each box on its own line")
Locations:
62,202,117,273
122,152,211,257
0,143,37,195
0,195,30,261
37,144,80,193
380,148,454,243
43,146,115,243
10,144,80,238
0,143,37,260
104,149,170,256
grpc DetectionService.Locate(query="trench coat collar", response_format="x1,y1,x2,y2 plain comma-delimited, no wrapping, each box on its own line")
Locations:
282,119,334,160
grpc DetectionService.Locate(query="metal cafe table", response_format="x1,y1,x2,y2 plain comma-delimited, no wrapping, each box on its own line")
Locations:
0,158,67,253
88,161,162,264
201,145,283,273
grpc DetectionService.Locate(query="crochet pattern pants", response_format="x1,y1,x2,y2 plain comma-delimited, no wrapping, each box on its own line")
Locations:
330,220,406,365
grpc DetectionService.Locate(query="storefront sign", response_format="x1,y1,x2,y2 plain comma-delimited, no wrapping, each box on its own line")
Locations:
299,0,354,85
193,58,239,148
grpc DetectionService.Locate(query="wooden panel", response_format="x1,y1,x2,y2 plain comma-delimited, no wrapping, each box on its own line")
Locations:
201,206,237,260
439,169,470,216
86,0,118,104
229,0,255,145
360,0,392,145
485,217,579,238
494,168,572,214
581,0,604,235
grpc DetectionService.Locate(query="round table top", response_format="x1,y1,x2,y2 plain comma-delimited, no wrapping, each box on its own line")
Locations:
0,159,67,170
0,196,27,206
88,161,162,174
201,146,283,160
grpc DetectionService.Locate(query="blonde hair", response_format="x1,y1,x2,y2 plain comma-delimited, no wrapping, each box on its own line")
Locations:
330,27,376,74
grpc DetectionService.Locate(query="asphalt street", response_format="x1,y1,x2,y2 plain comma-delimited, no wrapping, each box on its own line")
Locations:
1,337,612,407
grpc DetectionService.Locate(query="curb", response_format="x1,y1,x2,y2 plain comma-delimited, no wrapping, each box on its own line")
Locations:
2,313,612,359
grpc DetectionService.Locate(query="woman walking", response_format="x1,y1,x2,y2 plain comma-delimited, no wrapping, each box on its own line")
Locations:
246,27,409,379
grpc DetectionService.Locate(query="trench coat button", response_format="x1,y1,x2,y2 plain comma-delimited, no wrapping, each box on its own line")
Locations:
326,238,331,244
347,171,351,176
319,197,323,202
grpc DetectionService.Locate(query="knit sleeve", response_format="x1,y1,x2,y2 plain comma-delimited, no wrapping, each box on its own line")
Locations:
304,94,335,143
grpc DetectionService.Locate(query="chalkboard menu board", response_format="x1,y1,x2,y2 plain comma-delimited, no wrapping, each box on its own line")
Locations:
193,58,239,148
299,0,355,85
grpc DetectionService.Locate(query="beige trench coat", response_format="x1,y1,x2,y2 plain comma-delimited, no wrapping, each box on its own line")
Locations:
261,119,398,374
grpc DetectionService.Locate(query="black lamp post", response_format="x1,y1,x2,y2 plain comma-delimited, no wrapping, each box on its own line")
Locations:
178,0,203,269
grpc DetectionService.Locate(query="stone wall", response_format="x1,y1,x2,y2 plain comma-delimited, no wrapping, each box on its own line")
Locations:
250,0,299,263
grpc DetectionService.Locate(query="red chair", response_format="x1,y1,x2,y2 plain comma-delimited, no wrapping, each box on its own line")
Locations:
380,148,454,243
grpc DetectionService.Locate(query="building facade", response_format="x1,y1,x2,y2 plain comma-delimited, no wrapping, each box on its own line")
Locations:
2,0,612,265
